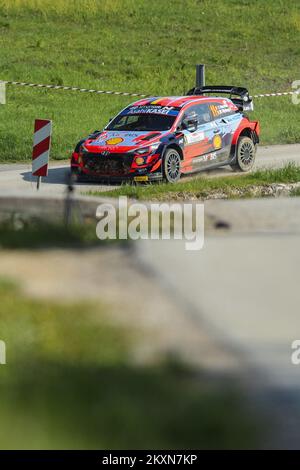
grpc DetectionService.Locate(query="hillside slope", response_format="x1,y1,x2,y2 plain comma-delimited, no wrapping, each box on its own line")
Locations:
0,0,299,161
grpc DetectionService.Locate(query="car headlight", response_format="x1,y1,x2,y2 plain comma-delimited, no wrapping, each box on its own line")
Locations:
136,147,150,155
135,142,160,155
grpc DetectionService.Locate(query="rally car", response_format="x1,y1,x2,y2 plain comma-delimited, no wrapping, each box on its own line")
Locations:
71,85,260,183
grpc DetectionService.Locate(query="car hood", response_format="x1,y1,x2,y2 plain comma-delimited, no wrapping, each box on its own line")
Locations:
84,130,167,153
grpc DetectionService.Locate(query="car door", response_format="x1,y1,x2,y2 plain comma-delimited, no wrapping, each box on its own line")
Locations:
181,103,216,172
209,100,238,163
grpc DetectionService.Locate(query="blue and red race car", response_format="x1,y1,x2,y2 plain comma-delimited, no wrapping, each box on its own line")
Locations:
71,86,260,183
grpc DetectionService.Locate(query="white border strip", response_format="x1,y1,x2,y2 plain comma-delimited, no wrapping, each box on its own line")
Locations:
32,150,49,173
33,121,52,147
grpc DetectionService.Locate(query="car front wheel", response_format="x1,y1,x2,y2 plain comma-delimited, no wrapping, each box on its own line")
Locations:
163,148,181,183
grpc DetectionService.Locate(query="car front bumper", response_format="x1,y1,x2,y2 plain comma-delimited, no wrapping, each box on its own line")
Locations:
71,165,163,183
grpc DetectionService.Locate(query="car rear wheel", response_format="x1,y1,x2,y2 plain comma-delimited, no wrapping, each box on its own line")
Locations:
230,136,256,172
163,148,181,183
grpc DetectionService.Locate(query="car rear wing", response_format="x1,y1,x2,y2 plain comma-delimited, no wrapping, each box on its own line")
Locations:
187,85,254,112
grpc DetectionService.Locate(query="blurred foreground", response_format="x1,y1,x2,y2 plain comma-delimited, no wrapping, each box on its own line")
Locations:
0,222,259,449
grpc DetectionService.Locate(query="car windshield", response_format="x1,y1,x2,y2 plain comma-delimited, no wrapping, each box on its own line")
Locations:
106,113,177,132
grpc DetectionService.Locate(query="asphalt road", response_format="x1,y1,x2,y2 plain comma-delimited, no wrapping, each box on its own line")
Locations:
0,143,299,195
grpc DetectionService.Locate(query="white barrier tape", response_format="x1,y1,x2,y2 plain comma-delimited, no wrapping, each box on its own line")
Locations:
253,91,300,98
1,80,150,98
0,82,5,104
1,79,299,100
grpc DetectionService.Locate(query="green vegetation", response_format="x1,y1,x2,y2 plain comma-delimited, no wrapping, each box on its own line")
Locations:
0,219,100,248
0,280,259,448
0,0,299,162
291,187,300,196
90,163,300,200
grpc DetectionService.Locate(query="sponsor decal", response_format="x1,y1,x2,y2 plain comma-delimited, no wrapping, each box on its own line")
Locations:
210,104,231,117
106,137,124,145
90,131,165,148
193,152,217,164
135,157,145,165
125,105,179,116
213,134,222,149
203,151,217,162
134,175,149,182
183,130,205,145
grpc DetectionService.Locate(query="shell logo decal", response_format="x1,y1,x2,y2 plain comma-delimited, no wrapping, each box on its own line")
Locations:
213,134,222,149
106,137,124,145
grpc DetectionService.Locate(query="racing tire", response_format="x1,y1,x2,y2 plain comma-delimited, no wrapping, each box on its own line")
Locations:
230,137,256,172
163,148,181,183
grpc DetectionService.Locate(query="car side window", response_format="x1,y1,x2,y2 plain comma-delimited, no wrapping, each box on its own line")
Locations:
183,104,213,126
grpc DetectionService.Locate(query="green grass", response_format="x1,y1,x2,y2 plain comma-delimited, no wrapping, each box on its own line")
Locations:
0,217,130,248
291,187,300,196
0,280,259,449
0,0,299,162
0,220,98,248
90,163,300,200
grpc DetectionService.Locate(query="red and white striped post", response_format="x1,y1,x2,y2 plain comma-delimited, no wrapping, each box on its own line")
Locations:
32,119,52,190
